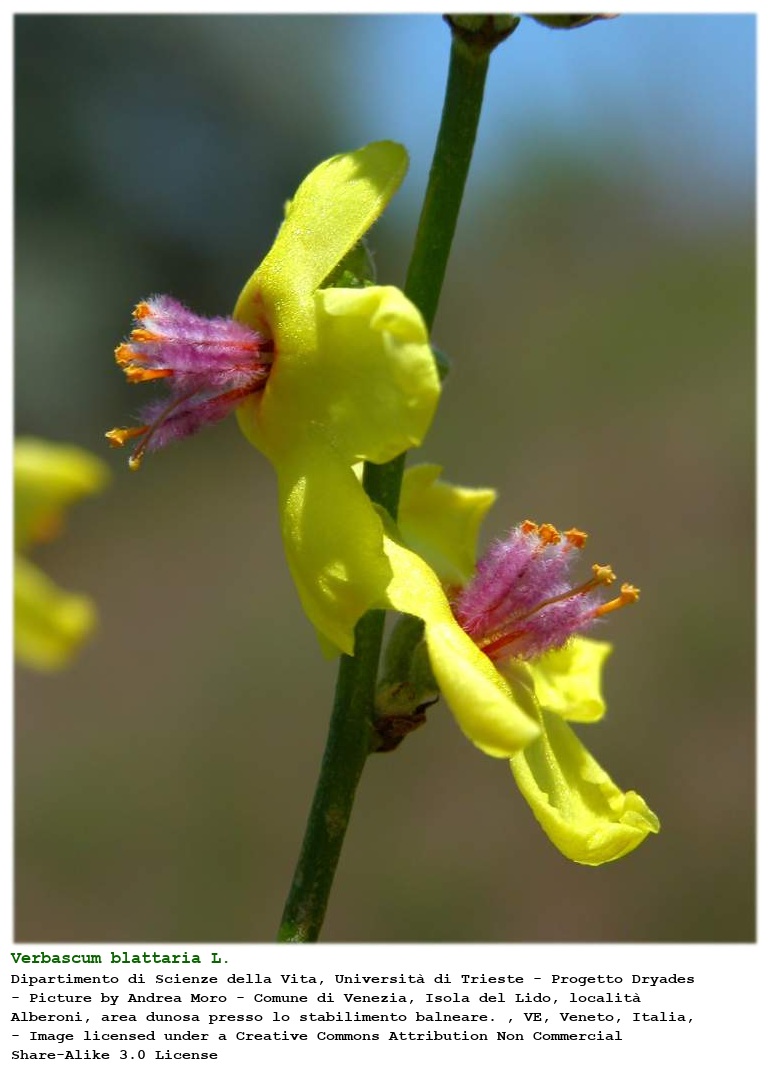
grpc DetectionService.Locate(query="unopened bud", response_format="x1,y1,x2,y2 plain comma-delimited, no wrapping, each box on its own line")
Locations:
528,15,618,31
374,615,439,753
445,15,521,56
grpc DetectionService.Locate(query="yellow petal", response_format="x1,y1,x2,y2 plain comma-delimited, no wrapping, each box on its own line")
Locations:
232,148,439,655
525,636,612,723
382,528,539,756
15,556,97,671
234,141,408,333
274,432,393,655
311,286,439,463
510,704,660,864
238,285,439,469
399,464,496,585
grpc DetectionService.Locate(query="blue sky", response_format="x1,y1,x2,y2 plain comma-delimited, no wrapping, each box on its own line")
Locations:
345,15,755,223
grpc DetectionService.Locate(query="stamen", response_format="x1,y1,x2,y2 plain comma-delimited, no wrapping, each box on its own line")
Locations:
591,563,616,585
593,583,640,618
564,528,588,548
481,629,527,661
463,520,580,635
122,389,199,470
105,426,148,449
114,343,135,366
457,515,638,663
477,562,621,658
510,564,615,623
109,294,275,469
126,383,263,470
123,366,173,384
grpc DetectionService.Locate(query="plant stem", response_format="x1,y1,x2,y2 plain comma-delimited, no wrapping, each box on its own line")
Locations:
276,610,385,942
276,25,492,943
405,31,491,331
355,32,492,521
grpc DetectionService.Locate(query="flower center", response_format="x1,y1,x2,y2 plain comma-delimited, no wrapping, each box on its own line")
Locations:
453,520,639,663
106,295,274,469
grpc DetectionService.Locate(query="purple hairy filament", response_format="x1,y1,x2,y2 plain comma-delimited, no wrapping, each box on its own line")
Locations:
106,295,273,470
452,520,639,663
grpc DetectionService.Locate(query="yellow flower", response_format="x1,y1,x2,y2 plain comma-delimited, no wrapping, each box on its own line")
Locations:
383,464,659,864
234,142,440,654
15,439,109,671
108,142,440,655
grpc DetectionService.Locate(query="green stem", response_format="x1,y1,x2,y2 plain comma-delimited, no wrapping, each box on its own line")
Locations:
405,31,491,331
276,610,385,942
357,32,492,522
276,25,492,944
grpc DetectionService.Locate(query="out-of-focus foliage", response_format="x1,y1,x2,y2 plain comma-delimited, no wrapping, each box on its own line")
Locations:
15,15,753,941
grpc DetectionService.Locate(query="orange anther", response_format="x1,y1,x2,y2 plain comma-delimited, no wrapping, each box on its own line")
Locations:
564,528,588,548
591,563,617,586
124,366,173,384
538,523,560,545
105,426,147,449
114,343,136,366
133,301,152,319
521,520,538,534
130,328,162,343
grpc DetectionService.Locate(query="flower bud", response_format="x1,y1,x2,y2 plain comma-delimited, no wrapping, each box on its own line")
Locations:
374,614,439,752
528,15,618,31
445,15,521,55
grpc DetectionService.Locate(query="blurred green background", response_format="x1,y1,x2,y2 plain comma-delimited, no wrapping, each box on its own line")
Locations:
15,14,754,942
